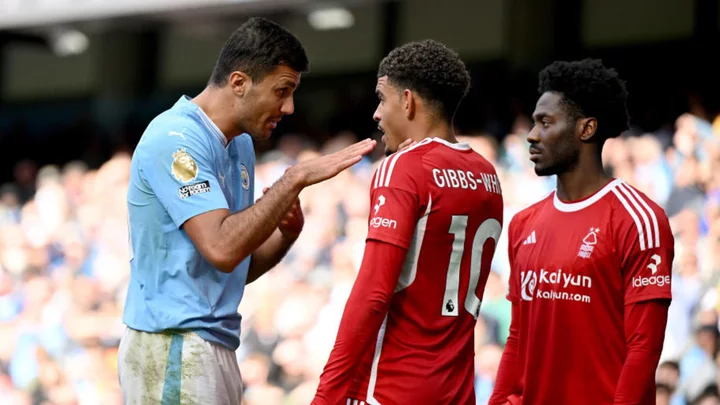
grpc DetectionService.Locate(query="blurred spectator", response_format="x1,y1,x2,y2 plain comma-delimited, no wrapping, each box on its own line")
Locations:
657,361,682,405
666,155,705,218
13,160,37,205
690,386,720,405
658,382,674,405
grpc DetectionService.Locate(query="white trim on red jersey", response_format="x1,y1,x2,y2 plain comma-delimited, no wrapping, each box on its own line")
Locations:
364,137,477,405
553,179,660,251
612,186,647,251
621,182,661,248
367,316,388,405
365,194,433,404
550,177,660,252
611,182,661,251
552,178,622,212
430,137,471,150
396,194,432,292
374,138,432,189
615,182,660,249
373,137,471,189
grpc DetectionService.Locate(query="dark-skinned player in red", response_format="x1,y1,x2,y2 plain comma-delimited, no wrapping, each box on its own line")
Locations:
489,59,674,405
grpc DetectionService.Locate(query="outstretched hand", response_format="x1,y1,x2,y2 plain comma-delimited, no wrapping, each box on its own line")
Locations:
289,138,376,187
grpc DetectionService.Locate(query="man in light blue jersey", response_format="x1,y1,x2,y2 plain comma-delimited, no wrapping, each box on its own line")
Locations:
118,17,376,405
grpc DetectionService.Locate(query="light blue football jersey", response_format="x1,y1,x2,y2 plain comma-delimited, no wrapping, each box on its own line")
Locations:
123,96,255,350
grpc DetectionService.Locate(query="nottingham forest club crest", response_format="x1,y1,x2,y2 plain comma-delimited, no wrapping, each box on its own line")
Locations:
171,148,199,183
578,227,599,259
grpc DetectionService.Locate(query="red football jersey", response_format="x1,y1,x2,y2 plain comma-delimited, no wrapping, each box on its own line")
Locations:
507,179,674,404
346,137,504,404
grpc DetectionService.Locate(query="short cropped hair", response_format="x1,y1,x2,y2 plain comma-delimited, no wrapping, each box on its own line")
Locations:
658,360,680,373
378,39,471,122
538,58,629,140
209,17,309,86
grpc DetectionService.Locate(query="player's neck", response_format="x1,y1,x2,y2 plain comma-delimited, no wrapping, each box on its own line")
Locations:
555,160,612,203
412,119,456,144
192,88,241,143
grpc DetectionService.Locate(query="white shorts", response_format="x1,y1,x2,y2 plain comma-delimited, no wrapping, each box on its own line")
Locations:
118,327,243,405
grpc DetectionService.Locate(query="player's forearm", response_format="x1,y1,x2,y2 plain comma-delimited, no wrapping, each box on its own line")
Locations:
314,297,389,405
213,173,303,272
613,300,669,405
313,241,405,405
489,301,522,405
246,229,296,284
490,348,520,405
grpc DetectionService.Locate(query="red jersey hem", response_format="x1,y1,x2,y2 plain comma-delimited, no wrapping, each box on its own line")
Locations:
366,235,410,250
624,293,672,305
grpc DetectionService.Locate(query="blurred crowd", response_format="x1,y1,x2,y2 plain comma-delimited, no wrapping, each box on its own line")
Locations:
1,110,720,405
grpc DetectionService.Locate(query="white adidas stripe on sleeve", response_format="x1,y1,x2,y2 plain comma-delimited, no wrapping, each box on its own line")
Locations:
372,138,433,189
611,182,660,251
617,183,655,249
623,183,660,248
374,157,390,189
611,187,646,251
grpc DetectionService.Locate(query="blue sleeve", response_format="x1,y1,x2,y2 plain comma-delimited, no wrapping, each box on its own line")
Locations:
137,124,228,228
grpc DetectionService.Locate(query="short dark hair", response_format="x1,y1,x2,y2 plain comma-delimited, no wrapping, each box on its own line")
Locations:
209,17,309,86
698,324,720,337
378,39,471,122
658,360,680,373
691,384,720,405
538,58,629,141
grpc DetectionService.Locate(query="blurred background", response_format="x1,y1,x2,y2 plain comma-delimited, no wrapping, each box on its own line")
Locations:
0,0,719,404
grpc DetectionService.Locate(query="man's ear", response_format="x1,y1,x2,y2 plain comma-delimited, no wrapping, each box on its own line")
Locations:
578,117,598,142
228,71,252,97
403,89,416,120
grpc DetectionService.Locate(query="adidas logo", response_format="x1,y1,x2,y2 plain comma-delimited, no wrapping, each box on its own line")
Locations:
523,230,536,245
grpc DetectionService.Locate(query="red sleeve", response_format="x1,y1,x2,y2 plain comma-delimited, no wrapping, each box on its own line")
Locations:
366,156,425,249
488,301,523,405
490,221,523,405
367,187,421,249
505,219,519,303
613,300,669,405
312,240,407,405
617,200,674,304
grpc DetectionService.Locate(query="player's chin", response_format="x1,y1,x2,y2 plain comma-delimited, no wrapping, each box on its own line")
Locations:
250,128,273,140
533,163,556,177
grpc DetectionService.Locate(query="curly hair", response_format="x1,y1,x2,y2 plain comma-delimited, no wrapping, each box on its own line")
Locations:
538,58,629,140
209,17,309,86
378,39,471,122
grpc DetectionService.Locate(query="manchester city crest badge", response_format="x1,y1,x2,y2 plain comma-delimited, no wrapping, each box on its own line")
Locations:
241,164,250,190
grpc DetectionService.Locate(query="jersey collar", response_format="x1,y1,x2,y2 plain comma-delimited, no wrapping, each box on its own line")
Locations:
431,137,471,150
177,96,228,148
553,178,622,212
